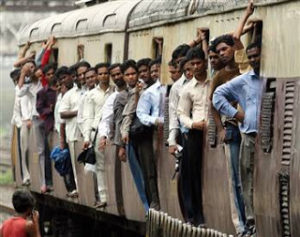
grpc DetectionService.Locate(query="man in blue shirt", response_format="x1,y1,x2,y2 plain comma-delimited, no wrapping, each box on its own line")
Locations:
136,58,164,210
213,41,262,237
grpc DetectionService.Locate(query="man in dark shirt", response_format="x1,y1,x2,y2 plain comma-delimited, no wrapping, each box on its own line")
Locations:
210,34,246,236
36,76,58,192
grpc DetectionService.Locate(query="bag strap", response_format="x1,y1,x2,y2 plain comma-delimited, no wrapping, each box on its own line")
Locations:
92,129,98,147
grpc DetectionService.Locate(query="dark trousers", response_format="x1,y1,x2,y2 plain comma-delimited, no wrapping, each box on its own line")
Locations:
131,129,160,206
183,129,204,225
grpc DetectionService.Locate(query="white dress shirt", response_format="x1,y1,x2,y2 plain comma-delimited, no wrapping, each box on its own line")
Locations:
98,91,119,138
168,74,191,146
11,86,22,128
59,86,82,142
82,85,114,142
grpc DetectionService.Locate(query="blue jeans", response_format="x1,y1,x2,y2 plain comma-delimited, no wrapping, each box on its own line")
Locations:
224,124,246,233
126,142,149,212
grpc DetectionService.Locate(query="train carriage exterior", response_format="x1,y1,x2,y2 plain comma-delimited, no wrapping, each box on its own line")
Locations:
13,0,300,236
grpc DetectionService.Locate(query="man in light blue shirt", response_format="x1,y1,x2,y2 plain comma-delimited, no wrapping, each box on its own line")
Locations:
213,41,262,236
136,58,164,210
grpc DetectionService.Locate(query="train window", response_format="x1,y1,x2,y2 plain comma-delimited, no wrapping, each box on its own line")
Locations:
105,43,112,64
153,37,164,59
77,44,84,61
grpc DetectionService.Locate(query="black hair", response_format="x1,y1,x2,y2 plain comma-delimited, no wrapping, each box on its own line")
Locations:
84,67,97,75
12,190,35,214
121,59,137,73
186,47,206,61
10,68,21,80
171,44,191,60
43,63,57,74
168,59,178,68
149,57,161,69
136,58,151,69
208,44,217,53
68,64,77,76
212,34,235,49
179,57,189,72
108,63,122,73
95,63,110,72
76,61,91,71
49,75,58,87
55,66,71,79
246,41,261,52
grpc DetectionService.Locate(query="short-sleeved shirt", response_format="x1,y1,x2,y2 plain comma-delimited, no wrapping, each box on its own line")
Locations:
1,217,27,237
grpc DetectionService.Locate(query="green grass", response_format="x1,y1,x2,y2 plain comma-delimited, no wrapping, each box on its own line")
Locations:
0,169,13,185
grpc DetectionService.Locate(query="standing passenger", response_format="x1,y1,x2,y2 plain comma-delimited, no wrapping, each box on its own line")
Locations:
177,47,210,226
136,58,154,88
82,63,114,207
213,42,262,237
136,59,165,210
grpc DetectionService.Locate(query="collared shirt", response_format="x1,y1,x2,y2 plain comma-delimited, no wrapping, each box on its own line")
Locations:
177,77,211,129
76,86,87,126
168,74,191,146
18,80,42,118
11,86,22,128
212,70,263,134
136,80,166,126
36,85,57,134
112,89,129,146
98,91,120,138
59,86,82,142
54,93,64,133
82,84,114,142
120,87,139,139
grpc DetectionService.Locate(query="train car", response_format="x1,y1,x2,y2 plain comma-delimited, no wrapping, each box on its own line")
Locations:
13,0,300,236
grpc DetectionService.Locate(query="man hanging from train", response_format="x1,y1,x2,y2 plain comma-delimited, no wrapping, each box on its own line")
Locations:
136,58,155,89
177,47,210,226
136,58,164,211
59,61,90,190
213,40,262,237
210,1,258,236
82,64,114,208
119,60,151,212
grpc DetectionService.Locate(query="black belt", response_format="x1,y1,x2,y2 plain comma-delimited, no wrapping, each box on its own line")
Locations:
247,132,257,138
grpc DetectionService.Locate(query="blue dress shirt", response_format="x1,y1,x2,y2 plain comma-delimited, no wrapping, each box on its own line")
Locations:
137,80,166,127
212,70,263,134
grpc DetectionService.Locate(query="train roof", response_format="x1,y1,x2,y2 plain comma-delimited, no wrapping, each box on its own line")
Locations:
18,0,291,45
18,0,141,45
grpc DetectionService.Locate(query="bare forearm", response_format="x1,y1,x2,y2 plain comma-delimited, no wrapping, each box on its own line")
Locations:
60,111,77,119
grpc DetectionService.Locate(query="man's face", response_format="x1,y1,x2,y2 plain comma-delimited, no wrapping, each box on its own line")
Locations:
189,58,206,78
77,66,88,86
138,65,150,83
209,51,224,71
247,47,261,74
60,74,73,89
24,62,36,77
169,65,182,82
85,70,96,90
183,62,194,80
150,64,160,80
97,67,109,85
45,68,54,83
34,69,43,82
216,42,235,65
124,67,138,88
110,66,125,88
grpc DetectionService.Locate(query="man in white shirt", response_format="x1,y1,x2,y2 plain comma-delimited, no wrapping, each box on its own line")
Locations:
59,61,90,188
82,64,114,207
17,60,44,188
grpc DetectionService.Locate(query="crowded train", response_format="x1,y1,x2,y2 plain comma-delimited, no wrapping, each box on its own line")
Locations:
7,0,300,236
